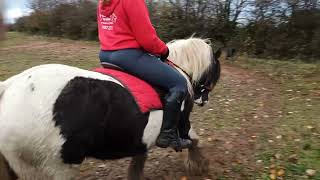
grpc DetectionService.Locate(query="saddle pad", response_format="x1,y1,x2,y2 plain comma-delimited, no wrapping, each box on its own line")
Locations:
94,68,163,113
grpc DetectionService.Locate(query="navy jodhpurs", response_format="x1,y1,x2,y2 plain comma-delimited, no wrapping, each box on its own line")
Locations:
99,49,188,97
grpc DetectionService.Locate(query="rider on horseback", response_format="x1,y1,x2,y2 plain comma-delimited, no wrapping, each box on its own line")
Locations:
97,0,192,151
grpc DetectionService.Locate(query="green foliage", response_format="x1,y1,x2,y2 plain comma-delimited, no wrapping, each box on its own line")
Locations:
13,0,97,40
242,9,320,61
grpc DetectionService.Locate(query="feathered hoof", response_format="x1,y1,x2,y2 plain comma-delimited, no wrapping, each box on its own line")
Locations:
184,140,209,175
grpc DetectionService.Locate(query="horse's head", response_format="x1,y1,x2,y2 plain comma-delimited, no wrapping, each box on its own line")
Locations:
193,49,221,106
167,38,221,106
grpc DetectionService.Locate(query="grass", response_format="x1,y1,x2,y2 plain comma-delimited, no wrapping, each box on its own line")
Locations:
229,57,320,179
0,32,100,80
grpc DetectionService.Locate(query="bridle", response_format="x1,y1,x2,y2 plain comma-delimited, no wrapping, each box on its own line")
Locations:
166,59,214,94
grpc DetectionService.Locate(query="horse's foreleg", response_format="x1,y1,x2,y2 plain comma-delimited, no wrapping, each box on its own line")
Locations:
184,129,209,175
128,153,147,180
0,152,17,180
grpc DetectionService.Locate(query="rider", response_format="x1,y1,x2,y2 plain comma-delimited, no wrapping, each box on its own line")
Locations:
97,0,192,151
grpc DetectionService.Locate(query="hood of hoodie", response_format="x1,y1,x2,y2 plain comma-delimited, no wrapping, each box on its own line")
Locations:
100,0,121,16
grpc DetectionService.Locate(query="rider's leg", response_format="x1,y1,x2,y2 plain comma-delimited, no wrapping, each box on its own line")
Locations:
99,49,192,151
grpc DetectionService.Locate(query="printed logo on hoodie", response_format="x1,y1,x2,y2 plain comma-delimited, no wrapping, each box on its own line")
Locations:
99,13,117,31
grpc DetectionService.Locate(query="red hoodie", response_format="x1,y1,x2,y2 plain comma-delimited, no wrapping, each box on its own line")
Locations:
97,0,168,56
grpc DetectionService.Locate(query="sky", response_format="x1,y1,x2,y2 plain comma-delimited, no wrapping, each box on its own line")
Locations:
3,0,31,24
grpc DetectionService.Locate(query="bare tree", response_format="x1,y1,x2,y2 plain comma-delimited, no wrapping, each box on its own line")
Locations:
29,0,79,11
0,0,4,40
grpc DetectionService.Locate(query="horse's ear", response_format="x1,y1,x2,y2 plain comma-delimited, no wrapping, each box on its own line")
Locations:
215,48,222,59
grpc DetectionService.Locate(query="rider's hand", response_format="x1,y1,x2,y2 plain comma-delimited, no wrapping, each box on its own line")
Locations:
160,47,169,62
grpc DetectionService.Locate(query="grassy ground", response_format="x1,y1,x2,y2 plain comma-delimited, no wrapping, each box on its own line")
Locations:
0,32,100,79
0,32,319,179
228,57,320,179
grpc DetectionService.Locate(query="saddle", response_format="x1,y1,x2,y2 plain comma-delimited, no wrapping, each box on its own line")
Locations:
95,64,163,113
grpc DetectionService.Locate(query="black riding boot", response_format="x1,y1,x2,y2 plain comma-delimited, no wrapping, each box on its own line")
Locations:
156,91,192,151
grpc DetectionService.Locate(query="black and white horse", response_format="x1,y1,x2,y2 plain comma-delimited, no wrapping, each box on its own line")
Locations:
0,37,221,180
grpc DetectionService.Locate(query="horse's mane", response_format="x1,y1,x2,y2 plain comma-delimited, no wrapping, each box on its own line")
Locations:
167,37,213,83
167,37,214,96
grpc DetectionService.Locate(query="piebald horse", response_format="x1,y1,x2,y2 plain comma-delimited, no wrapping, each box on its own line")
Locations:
0,37,221,180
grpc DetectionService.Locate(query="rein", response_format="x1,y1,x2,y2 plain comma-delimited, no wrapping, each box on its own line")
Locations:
166,60,192,82
166,59,213,92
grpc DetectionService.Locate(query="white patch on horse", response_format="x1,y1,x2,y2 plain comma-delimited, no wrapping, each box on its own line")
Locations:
188,126,199,140
194,97,203,105
181,100,185,111
0,64,123,179
142,110,163,148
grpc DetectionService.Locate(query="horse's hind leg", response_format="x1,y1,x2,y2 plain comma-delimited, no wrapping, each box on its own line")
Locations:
1,151,49,180
2,149,79,180
128,153,147,180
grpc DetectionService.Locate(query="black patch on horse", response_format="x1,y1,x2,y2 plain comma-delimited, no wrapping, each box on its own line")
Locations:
53,77,149,164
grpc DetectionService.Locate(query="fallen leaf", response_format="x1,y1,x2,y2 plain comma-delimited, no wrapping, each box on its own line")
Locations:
97,164,106,168
306,126,314,129
270,174,276,180
277,169,285,176
180,176,188,180
275,153,282,159
270,164,276,169
288,154,298,163
270,169,277,174
306,169,316,176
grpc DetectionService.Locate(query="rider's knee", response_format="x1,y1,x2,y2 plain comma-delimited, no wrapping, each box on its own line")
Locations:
170,81,188,102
